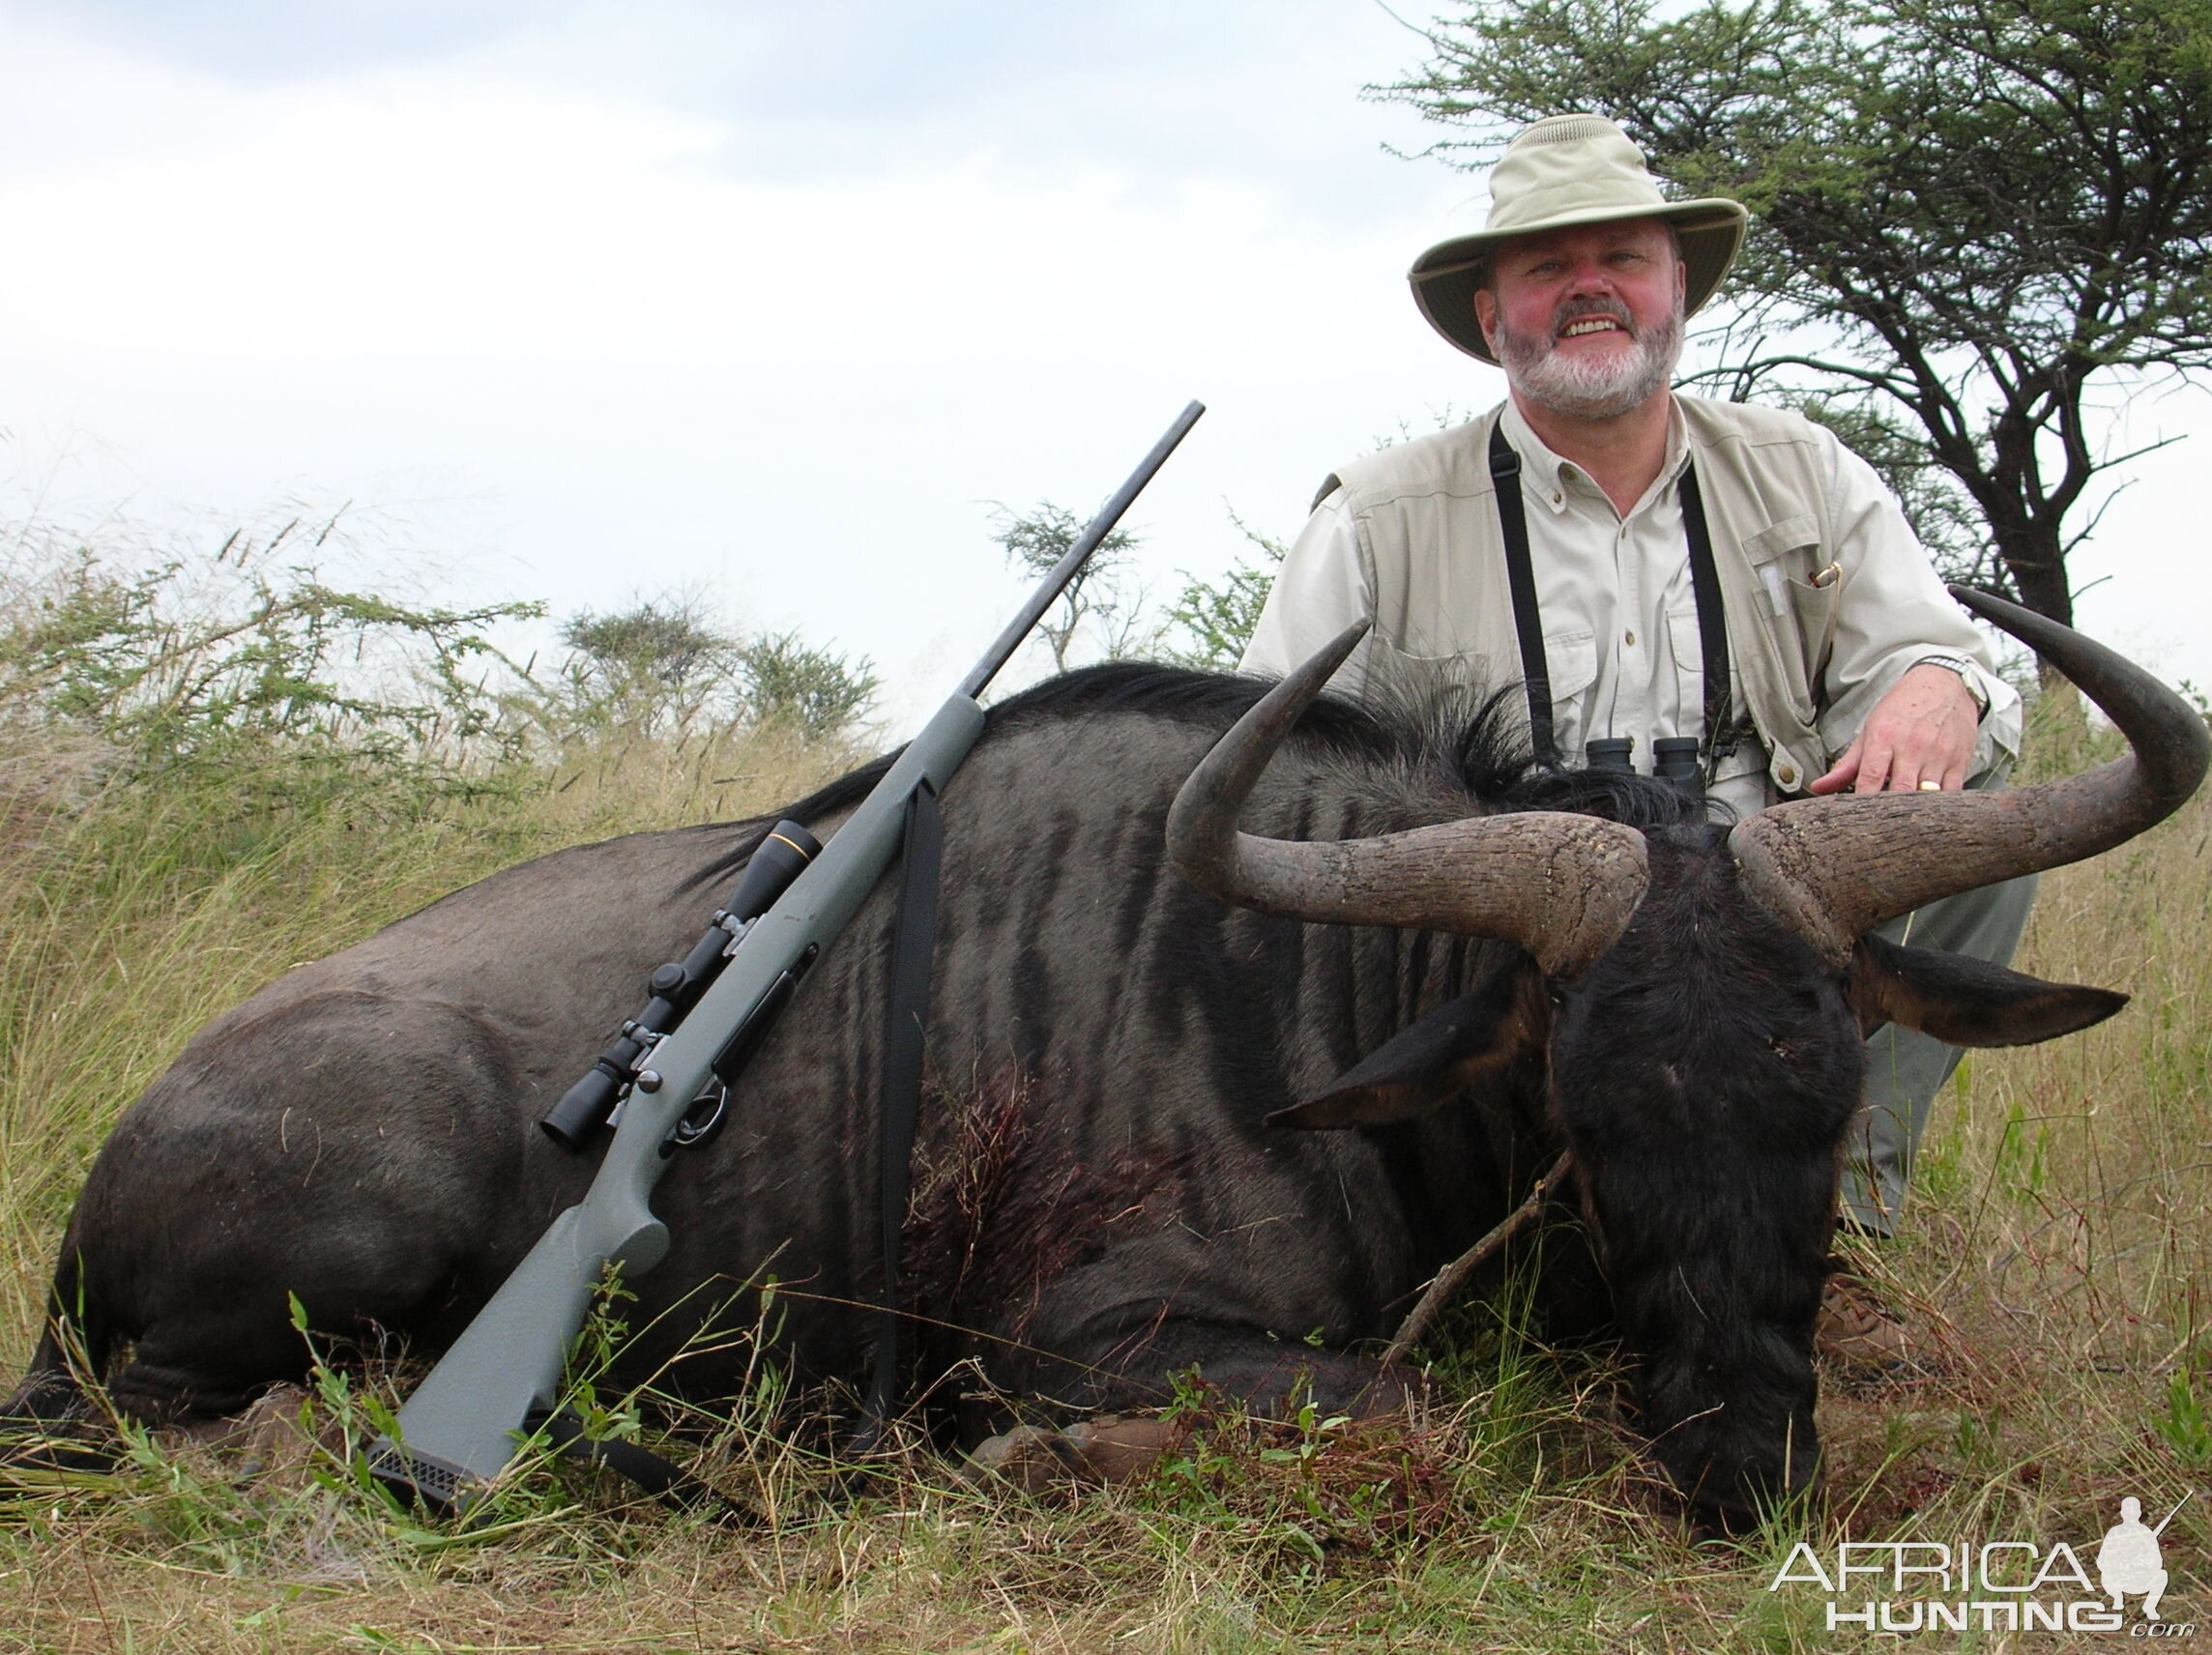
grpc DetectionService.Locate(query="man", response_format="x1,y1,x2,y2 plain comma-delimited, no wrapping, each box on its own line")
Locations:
1239,113,2035,1368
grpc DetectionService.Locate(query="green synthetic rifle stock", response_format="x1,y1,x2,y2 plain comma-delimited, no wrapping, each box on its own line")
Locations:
367,401,1205,1514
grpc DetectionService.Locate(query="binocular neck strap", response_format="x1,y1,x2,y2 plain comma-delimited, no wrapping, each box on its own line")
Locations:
1489,421,1557,768
1487,420,1732,770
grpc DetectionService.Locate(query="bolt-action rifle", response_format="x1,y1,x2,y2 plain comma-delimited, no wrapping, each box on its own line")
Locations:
367,402,1205,1514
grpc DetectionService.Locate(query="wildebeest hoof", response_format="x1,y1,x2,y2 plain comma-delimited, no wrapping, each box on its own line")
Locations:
968,1414,1184,1493
0,1419,114,1475
1062,1414,1184,1481
160,1383,335,1493
227,1383,329,1487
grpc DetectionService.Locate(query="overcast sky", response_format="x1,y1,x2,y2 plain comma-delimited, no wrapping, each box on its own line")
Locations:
5,0,2207,732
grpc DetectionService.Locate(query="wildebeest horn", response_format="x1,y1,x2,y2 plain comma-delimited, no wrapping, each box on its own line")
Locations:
1730,586,2212,966
1167,622,1650,980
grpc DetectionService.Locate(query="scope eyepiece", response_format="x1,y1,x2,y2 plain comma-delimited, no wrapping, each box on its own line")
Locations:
542,1065,626,1149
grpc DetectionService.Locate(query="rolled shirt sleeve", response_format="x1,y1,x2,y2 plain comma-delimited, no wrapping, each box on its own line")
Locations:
1237,487,1373,680
1814,436,2023,780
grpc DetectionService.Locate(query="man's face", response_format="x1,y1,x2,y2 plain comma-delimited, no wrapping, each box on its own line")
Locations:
1473,218,1687,421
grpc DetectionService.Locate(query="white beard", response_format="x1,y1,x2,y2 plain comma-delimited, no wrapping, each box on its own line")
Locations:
1496,295,1684,421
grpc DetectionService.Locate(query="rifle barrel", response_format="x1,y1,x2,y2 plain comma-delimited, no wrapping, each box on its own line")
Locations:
2153,1490,2192,1534
370,399,1206,1515
957,400,1204,700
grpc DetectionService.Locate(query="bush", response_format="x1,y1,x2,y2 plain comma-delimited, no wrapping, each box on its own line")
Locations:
0,535,541,810
514,597,879,750
1158,512,1286,672
732,630,881,737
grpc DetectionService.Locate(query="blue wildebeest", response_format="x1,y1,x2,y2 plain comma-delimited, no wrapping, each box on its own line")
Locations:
5,593,2203,1524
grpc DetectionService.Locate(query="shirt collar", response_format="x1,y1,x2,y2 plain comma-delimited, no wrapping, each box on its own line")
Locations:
1498,397,1691,517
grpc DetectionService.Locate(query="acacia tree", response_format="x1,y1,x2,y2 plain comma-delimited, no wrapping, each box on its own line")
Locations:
552,597,877,740
1385,0,2212,629
991,503,1152,669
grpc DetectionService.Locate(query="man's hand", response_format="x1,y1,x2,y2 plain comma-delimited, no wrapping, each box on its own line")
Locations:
1810,663,1981,795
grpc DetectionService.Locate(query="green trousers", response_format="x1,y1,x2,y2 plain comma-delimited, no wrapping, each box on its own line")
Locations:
1841,868,2040,1234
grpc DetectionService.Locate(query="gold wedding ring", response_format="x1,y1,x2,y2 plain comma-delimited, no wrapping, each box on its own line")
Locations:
1918,779,1941,791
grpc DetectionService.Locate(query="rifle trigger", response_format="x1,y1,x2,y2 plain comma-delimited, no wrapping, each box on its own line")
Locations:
664,1083,730,1155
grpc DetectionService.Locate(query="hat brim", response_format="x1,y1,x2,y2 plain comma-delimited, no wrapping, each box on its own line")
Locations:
1410,200,1748,364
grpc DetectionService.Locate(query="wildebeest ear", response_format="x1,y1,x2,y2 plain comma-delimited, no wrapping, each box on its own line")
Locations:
1848,933,2127,1046
1266,958,1546,1129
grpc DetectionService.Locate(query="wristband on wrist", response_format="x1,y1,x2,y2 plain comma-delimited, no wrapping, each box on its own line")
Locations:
1915,653,1989,714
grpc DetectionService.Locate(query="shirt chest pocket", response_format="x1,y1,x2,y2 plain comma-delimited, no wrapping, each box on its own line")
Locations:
1664,606,1710,721
1540,627,1598,710
1362,632,1496,700
1361,629,1596,750
1740,514,1839,714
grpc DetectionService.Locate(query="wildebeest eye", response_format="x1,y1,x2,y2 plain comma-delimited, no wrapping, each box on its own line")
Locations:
1769,1038,1794,1061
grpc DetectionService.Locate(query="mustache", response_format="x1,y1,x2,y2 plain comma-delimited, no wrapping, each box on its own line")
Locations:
1552,298,1636,338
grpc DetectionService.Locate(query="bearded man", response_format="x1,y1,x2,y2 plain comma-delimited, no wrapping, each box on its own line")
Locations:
1239,113,2035,1369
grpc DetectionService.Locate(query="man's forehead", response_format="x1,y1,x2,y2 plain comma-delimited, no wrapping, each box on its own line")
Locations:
1495,218,1675,262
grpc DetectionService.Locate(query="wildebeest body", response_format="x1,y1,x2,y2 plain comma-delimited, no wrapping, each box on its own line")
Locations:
40,679,1566,1429
13,592,2198,1524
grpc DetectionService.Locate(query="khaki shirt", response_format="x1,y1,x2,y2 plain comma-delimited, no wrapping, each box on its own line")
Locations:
1239,396,2020,819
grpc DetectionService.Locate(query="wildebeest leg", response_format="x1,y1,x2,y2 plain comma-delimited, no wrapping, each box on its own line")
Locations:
963,1316,1418,1489
0,1241,126,1470
1070,1316,1418,1420
22,995,534,1428
1842,870,2038,1234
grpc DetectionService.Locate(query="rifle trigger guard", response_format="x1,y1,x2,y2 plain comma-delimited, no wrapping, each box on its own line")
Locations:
665,1083,730,1155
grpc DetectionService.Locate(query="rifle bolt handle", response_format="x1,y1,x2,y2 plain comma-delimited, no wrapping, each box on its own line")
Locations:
636,1070,663,1093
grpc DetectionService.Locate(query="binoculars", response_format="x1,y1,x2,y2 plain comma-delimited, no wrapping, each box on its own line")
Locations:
1585,736,1704,800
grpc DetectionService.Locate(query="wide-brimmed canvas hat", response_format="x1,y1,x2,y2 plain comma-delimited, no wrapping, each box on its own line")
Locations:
1410,113,1749,364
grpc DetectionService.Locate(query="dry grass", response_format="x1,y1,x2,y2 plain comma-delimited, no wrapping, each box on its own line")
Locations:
0,715,858,1367
1,700,2207,1653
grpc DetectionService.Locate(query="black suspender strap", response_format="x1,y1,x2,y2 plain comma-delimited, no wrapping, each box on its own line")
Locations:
1488,421,1559,769
1676,463,1736,767
852,778,945,1453
1489,420,1735,773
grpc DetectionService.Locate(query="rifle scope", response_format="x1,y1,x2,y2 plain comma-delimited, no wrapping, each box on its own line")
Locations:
538,819,821,1148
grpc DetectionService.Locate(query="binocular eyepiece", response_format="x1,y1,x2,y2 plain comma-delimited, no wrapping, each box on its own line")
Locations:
1583,735,1705,800
1652,737,1703,794
1585,737,1634,773
538,819,822,1149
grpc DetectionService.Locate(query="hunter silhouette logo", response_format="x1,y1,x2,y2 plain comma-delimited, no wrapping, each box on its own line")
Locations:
1769,1491,2196,1636
2100,1495,2188,1623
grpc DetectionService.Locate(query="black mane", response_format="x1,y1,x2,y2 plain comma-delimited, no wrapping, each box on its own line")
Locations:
691,661,1708,887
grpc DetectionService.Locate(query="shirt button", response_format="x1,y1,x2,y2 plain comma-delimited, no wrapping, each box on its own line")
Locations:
1777,763,1799,787
1624,630,1637,646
